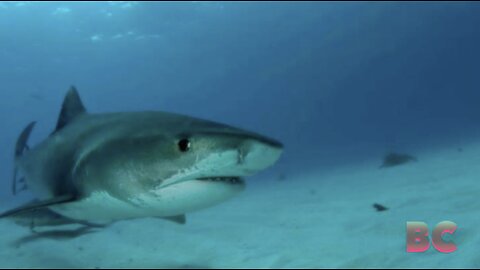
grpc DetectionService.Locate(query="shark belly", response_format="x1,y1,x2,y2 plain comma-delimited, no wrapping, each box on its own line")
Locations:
50,191,147,222
50,180,245,222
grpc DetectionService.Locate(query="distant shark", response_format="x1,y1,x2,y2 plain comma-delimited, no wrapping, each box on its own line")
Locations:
1,86,283,228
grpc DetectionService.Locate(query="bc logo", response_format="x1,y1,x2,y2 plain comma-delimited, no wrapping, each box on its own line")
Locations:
406,221,457,253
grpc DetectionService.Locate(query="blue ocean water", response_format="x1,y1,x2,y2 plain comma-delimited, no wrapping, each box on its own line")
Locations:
1,2,480,268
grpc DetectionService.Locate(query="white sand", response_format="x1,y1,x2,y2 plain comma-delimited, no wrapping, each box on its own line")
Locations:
1,141,480,268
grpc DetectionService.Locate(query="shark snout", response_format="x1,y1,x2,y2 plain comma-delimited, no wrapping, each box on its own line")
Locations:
240,136,283,174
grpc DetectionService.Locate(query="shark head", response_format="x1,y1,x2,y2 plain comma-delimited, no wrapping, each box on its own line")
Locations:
67,96,283,218
136,121,284,215
155,120,284,188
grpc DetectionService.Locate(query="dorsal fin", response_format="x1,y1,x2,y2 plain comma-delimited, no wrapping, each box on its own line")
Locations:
54,86,86,133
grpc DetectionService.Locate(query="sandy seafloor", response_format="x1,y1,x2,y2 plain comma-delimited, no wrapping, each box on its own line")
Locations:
2,140,480,268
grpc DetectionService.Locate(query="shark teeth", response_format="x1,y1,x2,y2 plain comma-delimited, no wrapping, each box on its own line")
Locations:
197,177,244,184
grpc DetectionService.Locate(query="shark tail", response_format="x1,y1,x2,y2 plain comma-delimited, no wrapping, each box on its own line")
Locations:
12,121,36,195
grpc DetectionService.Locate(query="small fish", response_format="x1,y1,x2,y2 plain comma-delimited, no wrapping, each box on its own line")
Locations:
7,205,105,230
373,203,388,212
380,152,417,168
11,227,97,247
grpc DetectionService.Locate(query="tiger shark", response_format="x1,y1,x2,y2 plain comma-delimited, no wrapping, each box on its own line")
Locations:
1,86,283,227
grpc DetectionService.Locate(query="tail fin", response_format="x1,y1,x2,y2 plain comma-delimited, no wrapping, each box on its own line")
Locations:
13,121,36,195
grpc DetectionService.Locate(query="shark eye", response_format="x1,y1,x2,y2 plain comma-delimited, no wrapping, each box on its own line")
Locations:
178,138,191,152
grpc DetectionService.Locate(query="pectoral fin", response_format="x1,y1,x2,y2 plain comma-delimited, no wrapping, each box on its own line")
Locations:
0,195,76,218
158,214,186,225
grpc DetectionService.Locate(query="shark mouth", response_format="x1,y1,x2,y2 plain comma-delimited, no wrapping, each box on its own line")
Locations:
196,176,244,185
